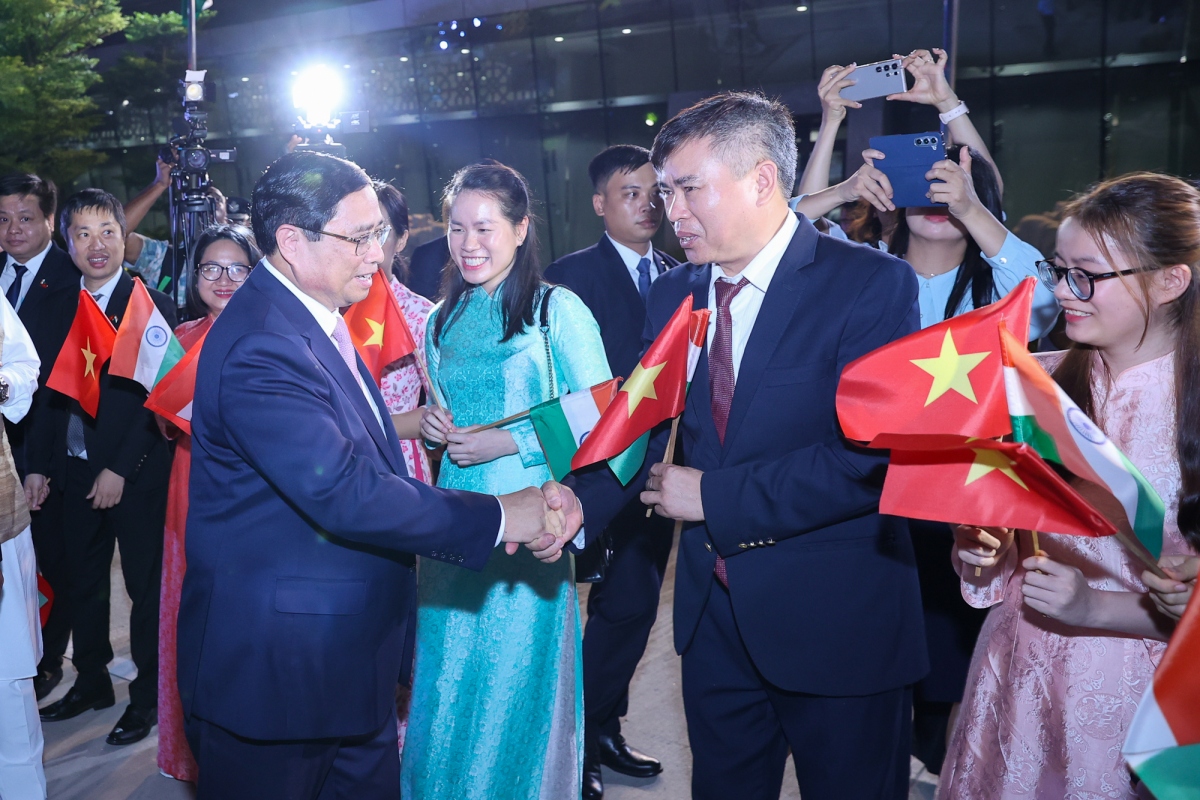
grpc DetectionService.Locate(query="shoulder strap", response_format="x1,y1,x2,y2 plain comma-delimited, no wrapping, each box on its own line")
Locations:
538,286,557,399
539,285,556,330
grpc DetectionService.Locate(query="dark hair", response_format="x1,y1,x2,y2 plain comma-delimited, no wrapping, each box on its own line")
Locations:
1048,173,1200,549
373,180,411,282
0,173,58,222
589,145,652,193
59,188,127,237
650,91,797,199
251,151,371,256
433,162,542,345
842,199,885,247
888,145,1003,320
188,224,262,316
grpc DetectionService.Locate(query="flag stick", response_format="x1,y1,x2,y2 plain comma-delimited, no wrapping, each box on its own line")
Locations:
412,351,444,412
1030,529,1042,557
471,408,532,433
647,415,682,518
1113,529,1170,580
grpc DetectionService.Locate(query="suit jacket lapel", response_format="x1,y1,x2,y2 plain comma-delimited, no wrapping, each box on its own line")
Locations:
685,265,721,462
106,273,134,329
597,235,645,313
719,221,818,458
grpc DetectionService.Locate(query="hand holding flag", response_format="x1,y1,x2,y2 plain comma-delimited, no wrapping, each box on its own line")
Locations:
47,291,117,417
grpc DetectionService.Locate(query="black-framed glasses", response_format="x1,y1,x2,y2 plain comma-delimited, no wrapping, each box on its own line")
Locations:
1035,259,1147,301
296,225,392,256
198,262,252,282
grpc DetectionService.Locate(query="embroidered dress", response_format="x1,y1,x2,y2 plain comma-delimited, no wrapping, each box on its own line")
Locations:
938,351,1193,799
378,278,434,483
400,283,609,800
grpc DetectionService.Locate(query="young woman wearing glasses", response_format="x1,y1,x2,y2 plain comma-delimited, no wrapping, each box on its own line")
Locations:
158,223,261,784
943,173,1200,799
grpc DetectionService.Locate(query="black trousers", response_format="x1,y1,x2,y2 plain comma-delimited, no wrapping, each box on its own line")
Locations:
186,714,399,800
581,503,672,743
62,456,166,709
681,582,912,800
30,485,71,674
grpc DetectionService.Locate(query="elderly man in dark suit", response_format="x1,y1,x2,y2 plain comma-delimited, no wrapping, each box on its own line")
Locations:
545,144,678,800
574,93,928,800
177,152,581,799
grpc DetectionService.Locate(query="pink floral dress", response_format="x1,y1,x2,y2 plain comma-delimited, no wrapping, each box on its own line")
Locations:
938,351,1194,799
379,278,434,484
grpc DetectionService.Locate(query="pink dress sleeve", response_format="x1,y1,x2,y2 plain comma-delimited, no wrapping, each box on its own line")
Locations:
378,279,435,484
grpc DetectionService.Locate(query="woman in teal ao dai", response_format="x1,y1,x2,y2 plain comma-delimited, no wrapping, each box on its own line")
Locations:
400,163,611,799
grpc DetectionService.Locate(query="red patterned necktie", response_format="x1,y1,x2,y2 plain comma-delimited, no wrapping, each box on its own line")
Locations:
709,276,749,587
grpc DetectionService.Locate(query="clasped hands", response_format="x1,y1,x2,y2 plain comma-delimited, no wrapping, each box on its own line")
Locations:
420,406,518,467
497,482,583,564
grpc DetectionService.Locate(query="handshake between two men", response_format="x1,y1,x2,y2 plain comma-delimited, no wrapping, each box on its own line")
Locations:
495,481,583,564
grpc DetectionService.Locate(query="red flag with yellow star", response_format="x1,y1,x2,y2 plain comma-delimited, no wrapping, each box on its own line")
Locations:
571,295,697,471
341,270,417,385
873,433,1118,537
47,290,117,417
836,278,1037,445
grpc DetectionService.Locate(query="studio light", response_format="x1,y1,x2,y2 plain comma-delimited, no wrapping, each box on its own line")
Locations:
292,64,343,127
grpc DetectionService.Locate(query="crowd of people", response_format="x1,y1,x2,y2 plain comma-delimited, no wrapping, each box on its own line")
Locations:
0,47,1197,800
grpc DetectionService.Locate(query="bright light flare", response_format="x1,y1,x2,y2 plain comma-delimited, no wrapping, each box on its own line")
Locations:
293,65,343,126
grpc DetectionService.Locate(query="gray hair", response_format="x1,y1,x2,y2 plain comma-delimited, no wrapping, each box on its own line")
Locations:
650,91,797,200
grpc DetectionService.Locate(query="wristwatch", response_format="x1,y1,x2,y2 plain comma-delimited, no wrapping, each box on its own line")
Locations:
0,375,9,405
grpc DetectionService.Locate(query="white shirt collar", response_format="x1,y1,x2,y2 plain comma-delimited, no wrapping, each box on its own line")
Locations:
5,240,52,275
81,267,124,302
711,211,799,293
605,233,654,272
260,257,340,337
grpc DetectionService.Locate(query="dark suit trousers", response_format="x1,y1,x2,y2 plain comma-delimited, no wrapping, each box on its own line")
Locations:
186,713,399,800
31,486,72,673
582,503,672,741
682,582,912,800
63,456,165,709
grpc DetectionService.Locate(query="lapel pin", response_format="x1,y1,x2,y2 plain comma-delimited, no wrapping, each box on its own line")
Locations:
39,279,48,287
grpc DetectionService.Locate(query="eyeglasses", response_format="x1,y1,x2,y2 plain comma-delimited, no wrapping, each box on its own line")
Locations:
1035,259,1149,301
296,225,392,256
198,262,252,282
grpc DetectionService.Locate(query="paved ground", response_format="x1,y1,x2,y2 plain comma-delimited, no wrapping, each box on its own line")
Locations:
41,546,939,799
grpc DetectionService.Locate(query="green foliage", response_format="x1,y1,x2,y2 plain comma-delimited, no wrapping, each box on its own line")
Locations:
0,0,127,182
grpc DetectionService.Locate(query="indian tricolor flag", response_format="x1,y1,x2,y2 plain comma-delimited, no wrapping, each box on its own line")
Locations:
529,378,646,485
1123,590,1200,800
999,324,1165,558
110,280,184,393
145,329,207,435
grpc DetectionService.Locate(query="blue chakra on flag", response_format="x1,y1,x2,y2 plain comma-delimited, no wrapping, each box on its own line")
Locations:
1066,406,1106,445
145,325,168,347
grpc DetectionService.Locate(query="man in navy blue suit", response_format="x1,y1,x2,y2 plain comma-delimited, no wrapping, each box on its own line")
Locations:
574,93,928,800
177,151,582,799
545,144,678,799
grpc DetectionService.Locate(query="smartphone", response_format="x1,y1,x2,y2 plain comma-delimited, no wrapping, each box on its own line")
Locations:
868,132,947,209
839,58,908,102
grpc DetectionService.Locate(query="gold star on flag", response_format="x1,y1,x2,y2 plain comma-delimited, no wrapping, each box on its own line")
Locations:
910,330,990,406
965,448,1028,490
364,318,385,347
621,360,666,416
82,338,97,379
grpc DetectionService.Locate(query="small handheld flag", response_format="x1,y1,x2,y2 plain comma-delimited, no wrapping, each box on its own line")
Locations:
110,280,184,393
46,291,117,417
342,271,418,385
145,330,208,435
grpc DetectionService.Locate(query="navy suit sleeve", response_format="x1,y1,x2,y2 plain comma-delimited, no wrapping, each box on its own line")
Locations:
701,261,920,556
218,329,501,566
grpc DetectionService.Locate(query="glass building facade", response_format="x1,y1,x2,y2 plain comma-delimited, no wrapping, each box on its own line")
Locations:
80,0,1198,261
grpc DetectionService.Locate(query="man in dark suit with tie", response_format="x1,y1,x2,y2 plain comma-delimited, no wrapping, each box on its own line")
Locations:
0,173,83,700
545,145,678,799
177,152,582,798
26,190,177,746
574,93,928,800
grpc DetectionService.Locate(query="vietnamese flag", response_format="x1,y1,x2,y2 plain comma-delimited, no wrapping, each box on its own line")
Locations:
341,270,417,385
837,277,1037,445
145,329,208,435
873,433,1118,538
571,296,696,471
46,290,117,417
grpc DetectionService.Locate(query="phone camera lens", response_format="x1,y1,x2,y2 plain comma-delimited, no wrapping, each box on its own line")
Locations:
875,66,882,72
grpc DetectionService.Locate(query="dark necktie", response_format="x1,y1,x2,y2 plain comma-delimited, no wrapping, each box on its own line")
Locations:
636,257,652,304
709,276,749,588
5,263,27,308
66,292,102,459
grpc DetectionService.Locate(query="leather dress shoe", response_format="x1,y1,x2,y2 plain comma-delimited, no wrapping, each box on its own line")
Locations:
597,733,662,778
583,749,604,799
33,666,63,701
106,703,156,746
39,684,115,722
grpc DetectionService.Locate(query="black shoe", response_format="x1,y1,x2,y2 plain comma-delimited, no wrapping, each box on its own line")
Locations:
39,683,115,722
33,666,63,701
597,732,662,778
106,703,156,746
583,749,604,800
